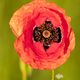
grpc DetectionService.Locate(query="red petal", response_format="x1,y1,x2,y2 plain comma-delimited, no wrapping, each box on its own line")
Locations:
10,0,75,70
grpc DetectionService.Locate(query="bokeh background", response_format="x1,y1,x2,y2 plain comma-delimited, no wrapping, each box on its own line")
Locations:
0,0,80,80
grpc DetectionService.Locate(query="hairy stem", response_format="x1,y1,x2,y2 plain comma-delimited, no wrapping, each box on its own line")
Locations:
20,59,27,80
52,70,54,80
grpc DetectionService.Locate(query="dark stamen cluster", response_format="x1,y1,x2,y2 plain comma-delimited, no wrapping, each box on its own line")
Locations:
33,20,61,50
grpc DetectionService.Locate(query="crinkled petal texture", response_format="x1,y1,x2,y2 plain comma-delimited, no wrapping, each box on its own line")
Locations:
9,0,75,70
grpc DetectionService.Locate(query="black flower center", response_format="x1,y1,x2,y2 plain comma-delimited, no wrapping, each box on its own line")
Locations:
33,20,62,50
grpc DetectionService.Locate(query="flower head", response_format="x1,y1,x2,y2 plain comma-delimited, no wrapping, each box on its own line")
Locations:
9,0,75,70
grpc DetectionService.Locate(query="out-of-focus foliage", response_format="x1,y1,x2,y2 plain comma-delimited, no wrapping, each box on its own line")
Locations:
0,0,80,80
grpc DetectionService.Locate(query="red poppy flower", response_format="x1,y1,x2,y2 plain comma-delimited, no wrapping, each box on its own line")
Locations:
9,0,75,70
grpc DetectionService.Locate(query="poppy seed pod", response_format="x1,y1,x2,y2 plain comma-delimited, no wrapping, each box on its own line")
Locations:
9,0,75,70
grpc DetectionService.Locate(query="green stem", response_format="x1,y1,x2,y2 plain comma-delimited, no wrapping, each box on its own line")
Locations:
52,70,54,80
20,59,27,80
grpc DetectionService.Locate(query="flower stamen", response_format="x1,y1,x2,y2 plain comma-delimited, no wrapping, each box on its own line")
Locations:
33,20,62,50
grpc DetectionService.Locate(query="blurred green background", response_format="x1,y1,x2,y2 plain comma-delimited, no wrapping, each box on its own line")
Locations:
0,0,80,80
